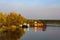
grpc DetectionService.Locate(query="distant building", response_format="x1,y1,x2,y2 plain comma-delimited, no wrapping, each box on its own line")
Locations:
34,21,38,27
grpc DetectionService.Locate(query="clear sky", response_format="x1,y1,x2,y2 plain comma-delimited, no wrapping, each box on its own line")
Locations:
0,0,60,20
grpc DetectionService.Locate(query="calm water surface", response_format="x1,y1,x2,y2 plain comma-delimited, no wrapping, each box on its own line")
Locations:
0,24,60,40
20,24,60,40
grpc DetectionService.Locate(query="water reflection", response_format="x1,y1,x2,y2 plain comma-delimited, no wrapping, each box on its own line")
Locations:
23,28,30,32
22,25,46,32
0,28,25,40
34,26,46,32
0,24,60,40
0,25,46,40
34,27,37,32
21,24,60,40
34,25,46,32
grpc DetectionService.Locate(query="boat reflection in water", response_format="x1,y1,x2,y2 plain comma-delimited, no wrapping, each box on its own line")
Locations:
23,27,30,32
0,28,25,40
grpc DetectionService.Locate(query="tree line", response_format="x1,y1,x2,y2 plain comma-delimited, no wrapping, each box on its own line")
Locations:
0,12,27,27
0,12,44,28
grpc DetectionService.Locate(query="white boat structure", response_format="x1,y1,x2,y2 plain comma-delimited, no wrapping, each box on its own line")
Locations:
22,23,30,28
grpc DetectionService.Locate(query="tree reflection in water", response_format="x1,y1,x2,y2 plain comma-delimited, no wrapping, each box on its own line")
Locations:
0,25,46,40
0,28,25,40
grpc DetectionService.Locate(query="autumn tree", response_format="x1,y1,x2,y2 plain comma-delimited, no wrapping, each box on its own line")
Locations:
6,12,26,26
0,12,7,27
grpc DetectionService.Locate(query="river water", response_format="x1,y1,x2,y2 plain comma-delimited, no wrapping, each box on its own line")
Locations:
0,24,60,40
20,24,60,40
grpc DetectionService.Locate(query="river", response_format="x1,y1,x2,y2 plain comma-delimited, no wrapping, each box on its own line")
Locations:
20,24,60,40
0,24,60,40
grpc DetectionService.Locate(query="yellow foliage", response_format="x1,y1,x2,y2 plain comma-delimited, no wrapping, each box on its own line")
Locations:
11,25,17,31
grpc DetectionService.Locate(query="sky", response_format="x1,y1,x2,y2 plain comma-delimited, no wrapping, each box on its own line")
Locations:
0,0,60,20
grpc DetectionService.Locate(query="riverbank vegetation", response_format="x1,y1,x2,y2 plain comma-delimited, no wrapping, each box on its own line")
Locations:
39,20,60,24
0,12,26,27
0,12,27,32
0,12,60,32
0,12,44,27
